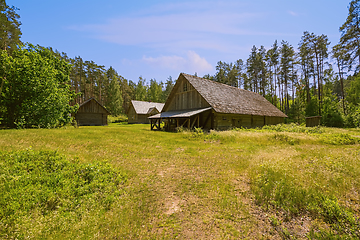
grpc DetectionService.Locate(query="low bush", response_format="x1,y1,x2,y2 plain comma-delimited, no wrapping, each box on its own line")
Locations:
262,123,324,134
320,133,358,145
252,165,360,238
0,149,127,238
271,133,299,145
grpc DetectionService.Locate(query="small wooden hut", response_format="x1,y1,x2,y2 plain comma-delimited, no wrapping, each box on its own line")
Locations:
306,116,322,127
149,73,287,131
75,97,110,126
126,100,165,124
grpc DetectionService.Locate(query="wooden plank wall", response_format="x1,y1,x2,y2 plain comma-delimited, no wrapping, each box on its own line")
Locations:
78,100,108,114
76,113,107,126
167,80,210,111
213,113,284,130
127,106,137,124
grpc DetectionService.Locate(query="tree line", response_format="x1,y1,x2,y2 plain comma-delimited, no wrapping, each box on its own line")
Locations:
49,51,175,116
203,0,360,128
1,0,360,128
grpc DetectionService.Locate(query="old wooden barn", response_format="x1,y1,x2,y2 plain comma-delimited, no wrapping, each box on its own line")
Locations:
149,73,287,131
75,97,110,126
127,100,165,124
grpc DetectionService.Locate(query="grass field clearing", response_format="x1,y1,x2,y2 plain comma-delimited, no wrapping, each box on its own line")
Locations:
0,123,359,239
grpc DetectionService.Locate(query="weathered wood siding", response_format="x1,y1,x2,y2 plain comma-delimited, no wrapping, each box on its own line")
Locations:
127,105,138,124
306,116,321,127
212,113,284,130
127,105,150,124
167,79,210,111
75,99,108,126
76,113,107,126
77,99,108,114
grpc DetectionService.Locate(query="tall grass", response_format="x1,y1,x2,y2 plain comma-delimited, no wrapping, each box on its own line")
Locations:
0,123,359,238
0,149,127,239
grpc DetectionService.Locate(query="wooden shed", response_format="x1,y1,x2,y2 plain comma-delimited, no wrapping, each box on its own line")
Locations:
306,116,322,127
75,97,110,126
149,73,287,131
126,100,165,124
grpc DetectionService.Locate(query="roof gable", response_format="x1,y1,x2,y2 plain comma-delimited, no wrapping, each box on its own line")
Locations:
129,100,165,115
165,73,287,117
78,97,110,114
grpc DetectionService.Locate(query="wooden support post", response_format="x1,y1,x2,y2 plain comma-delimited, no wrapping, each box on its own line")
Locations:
180,119,188,128
176,119,179,128
211,112,214,129
187,117,190,129
197,114,200,127
191,115,199,129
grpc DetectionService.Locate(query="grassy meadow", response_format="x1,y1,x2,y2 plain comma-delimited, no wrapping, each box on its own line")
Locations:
0,123,360,239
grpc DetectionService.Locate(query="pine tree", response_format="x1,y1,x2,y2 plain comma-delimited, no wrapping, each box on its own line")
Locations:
266,40,280,104
280,40,295,114
105,67,123,116
340,0,360,71
0,0,21,53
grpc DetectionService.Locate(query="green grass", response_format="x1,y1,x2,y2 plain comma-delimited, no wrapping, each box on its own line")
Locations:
0,123,359,239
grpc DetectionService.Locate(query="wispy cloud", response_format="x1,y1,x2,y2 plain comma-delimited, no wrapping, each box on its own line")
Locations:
67,1,269,53
142,51,213,74
288,11,298,16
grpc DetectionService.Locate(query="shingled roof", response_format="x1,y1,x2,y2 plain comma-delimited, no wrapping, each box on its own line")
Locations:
129,100,165,114
178,73,287,117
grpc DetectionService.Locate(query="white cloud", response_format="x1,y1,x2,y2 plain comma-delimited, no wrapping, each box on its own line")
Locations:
288,11,298,16
142,51,213,74
67,1,263,53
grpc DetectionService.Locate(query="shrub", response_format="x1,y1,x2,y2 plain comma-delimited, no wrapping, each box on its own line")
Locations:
261,123,324,134
0,149,127,238
252,165,360,238
320,133,358,145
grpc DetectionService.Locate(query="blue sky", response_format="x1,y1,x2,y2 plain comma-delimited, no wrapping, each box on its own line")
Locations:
9,0,350,83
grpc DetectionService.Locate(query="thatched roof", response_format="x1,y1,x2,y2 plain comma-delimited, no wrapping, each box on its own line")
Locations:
179,73,287,117
129,100,165,115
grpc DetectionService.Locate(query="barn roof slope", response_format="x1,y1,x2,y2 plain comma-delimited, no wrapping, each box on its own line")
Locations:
181,73,287,117
130,100,165,114
78,97,110,114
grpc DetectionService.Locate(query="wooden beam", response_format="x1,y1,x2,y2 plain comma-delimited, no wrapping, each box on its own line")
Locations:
180,118,188,128
211,112,214,129
190,115,199,129
202,112,211,128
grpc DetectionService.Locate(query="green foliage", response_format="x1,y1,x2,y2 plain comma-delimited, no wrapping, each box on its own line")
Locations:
0,44,78,128
344,104,360,127
252,166,360,238
320,133,358,145
261,123,324,134
0,149,127,238
271,133,299,145
321,96,344,127
339,0,360,71
305,95,319,117
191,127,204,138
0,0,22,53
108,114,128,123
105,67,123,116
147,78,163,103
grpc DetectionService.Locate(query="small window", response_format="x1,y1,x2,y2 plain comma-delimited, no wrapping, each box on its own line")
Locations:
183,83,188,92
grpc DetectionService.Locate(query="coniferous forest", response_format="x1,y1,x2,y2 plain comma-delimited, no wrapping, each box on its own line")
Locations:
1,0,360,128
